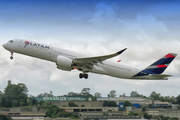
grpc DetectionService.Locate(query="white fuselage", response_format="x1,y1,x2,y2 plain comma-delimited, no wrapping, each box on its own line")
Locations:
2,39,158,80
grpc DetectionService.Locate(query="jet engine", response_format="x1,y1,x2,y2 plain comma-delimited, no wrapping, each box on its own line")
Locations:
56,56,73,71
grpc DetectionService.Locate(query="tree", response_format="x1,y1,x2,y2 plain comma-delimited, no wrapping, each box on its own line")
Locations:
142,107,146,113
149,91,161,100
80,88,91,96
62,88,97,100
45,105,61,118
22,98,28,106
79,88,95,101
1,96,6,107
143,113,152,119
38,102,62,118
103,101,117,107
38,101,45,106
103,101,109,107
109,101,117,107
176,95,180,104
5,96,13,108
124,101,131,108
148,91,176,103
36,92,53,97
68,102,78,107
67,92,80,97
128,111,139,115
0,91,4,97
2,83,28,107
94,92,101,98
32,98,37,106
135,94,147,98
108,90,116,97
4,83,28,98
17,83,28,94
0,114,12,120
171,117,179,120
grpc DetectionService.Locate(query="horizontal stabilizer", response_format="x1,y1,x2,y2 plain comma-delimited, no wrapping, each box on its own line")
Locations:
152,74,172,77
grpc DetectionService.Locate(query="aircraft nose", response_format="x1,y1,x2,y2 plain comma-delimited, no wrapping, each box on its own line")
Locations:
2,43,8,49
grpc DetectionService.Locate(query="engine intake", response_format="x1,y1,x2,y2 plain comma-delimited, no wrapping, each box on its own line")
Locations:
56,56,73,71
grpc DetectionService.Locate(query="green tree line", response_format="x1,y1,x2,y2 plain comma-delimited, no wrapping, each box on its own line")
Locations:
136,91,178,104
0,83,29,108
1,82,180,108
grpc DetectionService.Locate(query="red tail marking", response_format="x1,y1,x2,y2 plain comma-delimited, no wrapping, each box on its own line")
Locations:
165,54,175,58
156,64,167,68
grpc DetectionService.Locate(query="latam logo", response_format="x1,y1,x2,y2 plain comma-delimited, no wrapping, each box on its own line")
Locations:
24,41,29,48
24,41,50,50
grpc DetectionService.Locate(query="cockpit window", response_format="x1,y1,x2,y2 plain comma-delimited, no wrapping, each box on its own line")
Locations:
9,40,13,43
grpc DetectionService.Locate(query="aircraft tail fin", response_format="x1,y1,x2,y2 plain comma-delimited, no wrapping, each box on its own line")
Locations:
134,53,177,77
145,53,177,74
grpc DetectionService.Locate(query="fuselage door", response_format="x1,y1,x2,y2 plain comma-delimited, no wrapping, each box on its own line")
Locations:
48,48,53,54
18,40,24,47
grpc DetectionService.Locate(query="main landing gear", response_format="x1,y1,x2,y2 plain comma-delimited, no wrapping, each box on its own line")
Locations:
10,52,13,60
79,73,88,79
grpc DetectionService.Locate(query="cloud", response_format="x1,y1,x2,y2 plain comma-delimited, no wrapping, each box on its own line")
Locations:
90,1,116,24
0,0,180,97
124,14,168,40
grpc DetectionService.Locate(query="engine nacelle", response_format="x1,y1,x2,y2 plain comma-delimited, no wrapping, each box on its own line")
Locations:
56,56,73,71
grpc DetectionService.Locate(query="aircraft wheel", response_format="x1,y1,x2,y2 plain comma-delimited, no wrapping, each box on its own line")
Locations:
84,74,88,79
79,73,83,79
10,52,13,60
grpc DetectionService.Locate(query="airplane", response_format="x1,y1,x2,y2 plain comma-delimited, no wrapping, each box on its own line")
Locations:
2,39,177,80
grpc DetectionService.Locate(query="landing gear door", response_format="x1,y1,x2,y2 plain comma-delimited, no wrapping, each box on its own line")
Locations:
18,40,24,47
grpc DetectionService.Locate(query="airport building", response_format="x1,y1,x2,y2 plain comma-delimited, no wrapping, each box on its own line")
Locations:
31,95,172,112
97,96,171,108
0,108,46,117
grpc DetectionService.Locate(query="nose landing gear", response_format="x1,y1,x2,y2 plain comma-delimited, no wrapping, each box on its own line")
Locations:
10,52,13,60
79,73,88,79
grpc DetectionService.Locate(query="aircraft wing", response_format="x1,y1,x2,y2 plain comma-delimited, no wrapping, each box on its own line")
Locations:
73,48,127,71
74,48,127,63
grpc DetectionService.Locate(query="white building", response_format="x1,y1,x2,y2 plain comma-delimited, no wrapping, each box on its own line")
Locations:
97,97,170,107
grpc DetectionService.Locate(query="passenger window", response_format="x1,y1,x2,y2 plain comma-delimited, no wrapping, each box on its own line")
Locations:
9,40,13,43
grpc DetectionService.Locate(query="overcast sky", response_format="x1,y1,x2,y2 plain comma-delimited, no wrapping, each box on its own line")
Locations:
0,0,180,98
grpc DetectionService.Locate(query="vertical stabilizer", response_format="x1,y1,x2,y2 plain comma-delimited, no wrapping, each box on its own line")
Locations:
145,53,177,74
134,53,177,77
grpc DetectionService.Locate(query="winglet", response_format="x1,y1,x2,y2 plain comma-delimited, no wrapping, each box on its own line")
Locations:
116,48,127,55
